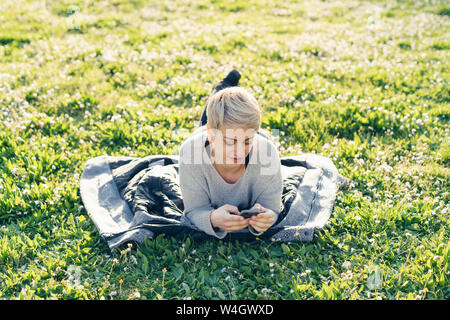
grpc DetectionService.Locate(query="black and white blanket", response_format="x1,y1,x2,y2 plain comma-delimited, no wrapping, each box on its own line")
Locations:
80,153,347,250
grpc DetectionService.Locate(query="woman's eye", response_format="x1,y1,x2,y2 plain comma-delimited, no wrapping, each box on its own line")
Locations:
223,139,252,146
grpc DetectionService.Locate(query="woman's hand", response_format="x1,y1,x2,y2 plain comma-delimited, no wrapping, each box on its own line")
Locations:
248,203,276,233
210,204,250,233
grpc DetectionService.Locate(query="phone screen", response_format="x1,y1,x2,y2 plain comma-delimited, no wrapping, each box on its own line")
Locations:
240,209,261,219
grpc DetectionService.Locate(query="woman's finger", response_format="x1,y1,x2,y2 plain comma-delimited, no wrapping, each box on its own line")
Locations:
223,204,239,215
249,222,266,233
225,220,249,227
226,213,245,221
249,219,269,230
252,212,271,220
251,212,274,223
251,203,264,211
225,222,249,232
225,218,249,228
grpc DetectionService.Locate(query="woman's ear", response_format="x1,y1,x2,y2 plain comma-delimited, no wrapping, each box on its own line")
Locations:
206,124,217,157
206,123,214,144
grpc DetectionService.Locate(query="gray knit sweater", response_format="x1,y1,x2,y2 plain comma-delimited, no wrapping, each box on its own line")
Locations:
179,129,283,239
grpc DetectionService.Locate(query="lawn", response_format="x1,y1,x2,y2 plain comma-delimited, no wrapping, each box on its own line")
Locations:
0,0,448,300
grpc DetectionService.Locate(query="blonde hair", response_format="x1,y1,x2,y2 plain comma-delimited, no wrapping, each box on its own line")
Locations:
206,87,261,131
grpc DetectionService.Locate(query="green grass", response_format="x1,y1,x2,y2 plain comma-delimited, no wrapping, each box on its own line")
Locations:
0,0,448,300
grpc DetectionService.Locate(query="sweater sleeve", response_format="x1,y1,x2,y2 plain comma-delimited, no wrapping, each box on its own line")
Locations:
179,146,227,239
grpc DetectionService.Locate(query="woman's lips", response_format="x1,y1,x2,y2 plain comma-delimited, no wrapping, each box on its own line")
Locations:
226,154,244,163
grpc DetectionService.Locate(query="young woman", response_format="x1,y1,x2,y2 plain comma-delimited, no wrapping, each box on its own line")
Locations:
179,70,283,239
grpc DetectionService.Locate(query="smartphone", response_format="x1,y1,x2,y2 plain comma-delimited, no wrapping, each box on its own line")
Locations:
239,209,261,219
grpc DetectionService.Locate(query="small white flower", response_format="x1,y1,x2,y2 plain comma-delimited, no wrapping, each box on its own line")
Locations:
342,261,352,270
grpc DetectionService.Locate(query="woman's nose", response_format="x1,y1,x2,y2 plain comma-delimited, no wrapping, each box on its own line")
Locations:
233,144,247,156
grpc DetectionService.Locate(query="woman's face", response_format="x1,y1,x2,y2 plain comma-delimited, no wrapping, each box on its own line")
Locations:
208,125,256,166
